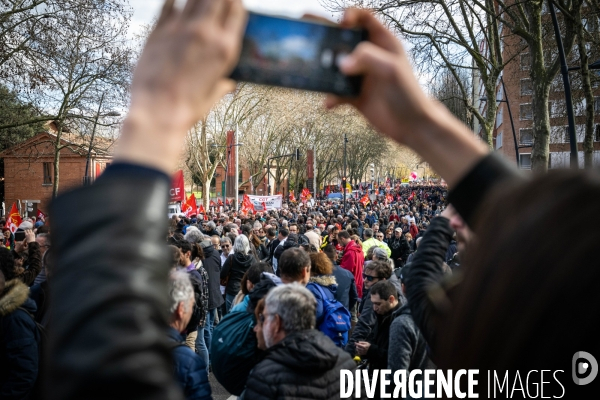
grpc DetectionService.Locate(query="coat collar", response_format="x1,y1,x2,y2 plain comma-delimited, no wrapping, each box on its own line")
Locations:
0,279,29,316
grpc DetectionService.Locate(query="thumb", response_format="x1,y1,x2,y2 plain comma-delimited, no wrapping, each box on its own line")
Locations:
338,41,397,79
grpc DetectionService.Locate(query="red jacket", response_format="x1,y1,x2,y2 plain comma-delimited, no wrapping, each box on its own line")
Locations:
410,224,419,239
340,241,365,298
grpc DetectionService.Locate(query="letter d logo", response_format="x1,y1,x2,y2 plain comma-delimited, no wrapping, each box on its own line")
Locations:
572,351,598,385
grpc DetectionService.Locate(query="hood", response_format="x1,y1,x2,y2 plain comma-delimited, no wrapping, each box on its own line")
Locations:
247,272,282,313
309,275,337,290
392,303,411,319
233,252,254,267
266,330,339,372
345,242,362,254
0,279,30,316
202,245,216,258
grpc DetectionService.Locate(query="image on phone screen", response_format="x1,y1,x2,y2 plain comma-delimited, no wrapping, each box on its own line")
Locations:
231,12,366,96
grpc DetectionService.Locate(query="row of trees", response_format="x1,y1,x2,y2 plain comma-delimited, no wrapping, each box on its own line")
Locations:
1,0,133,196
184,84,415,208
322,0,600,171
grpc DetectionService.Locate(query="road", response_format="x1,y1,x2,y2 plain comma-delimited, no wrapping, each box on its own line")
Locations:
208,372,236,400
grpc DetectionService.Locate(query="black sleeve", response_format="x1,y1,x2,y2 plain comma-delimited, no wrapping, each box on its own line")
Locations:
220,255,233,279
447,153,523,227
49,165,183,400
348,276,359,311
404,216,453,349
345,297,376,356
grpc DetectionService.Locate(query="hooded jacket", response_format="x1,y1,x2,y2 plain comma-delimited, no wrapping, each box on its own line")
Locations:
306,275,338,325
240,330,357,400
201,245,224,310
339,241,365,298
221,252,254,296
0,279,41,400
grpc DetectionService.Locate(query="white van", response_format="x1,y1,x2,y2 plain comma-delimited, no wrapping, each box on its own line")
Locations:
168,203,181,219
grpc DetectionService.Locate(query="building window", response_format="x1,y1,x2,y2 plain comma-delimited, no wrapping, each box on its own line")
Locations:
574,98,586,117
595,97,600,113
595,124,600,142
520,104,533,120
520,53,531,71
496,132,503,149
520,153,532,170
521,78,533,95
563,126,570,143
43,162,52,185
520,128,534,145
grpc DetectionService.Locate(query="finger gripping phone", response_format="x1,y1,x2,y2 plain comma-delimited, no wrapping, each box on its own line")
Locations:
231,12,367,96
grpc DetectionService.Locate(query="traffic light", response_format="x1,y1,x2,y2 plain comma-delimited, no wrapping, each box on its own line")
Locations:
295,148,301,161
341,177,347,188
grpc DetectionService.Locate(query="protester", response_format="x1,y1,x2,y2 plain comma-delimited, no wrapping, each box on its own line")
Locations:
167,270,211,400
322,244,358,313
337,230,365,298
240,284,356,399
361,228,391,258
221,235,254,312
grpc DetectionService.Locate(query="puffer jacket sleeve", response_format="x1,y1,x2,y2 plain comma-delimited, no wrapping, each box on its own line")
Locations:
177,350,212,400
48,165,183,400
0,310,39,400
240,363,277,400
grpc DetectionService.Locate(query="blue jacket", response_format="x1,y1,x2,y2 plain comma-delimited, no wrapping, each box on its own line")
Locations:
167,327,212,400
306,275,338,324
230,294,250,313
0,279,41,400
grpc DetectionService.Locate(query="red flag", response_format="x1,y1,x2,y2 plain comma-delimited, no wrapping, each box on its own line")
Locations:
359,194,370,207
241,194,255,214
182,194,198,217
386,193,394,203
217,198,223,207
226,198,231,206
325,186,330,196
408,191,415,201
7,203,21,233
289,190,296,202
36,209,47,222
170,170,185,202
198,204,206,215
210,200,216,208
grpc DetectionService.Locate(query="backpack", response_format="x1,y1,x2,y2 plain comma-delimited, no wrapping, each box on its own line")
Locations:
211,310,260,396
309,283,351,348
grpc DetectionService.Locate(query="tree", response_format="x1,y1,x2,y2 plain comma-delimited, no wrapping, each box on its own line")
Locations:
2,0,133,196
0,84,43,151
431,68,472,127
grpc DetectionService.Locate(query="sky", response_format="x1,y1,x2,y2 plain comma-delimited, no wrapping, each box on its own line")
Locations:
128,0,337,36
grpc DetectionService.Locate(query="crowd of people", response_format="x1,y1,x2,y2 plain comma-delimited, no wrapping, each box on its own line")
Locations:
1,0,598,399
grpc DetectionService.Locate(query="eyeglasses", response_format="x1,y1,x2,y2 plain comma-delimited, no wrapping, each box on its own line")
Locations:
222,244,231,248
362,273,379,282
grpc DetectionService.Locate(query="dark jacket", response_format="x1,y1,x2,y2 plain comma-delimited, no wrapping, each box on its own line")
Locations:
388,304,432,372
48,165,183,400
16,242,42,286
240,330,357,400
364,303,400,372
29,280,50,326
220,252,254,296
332,264,359,311
389,235,410,266
345,287,376,357
201,245,224,310
0,279,41,400
167,327,211,400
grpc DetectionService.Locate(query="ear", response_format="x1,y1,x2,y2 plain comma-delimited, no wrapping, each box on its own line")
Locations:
176,301,185,319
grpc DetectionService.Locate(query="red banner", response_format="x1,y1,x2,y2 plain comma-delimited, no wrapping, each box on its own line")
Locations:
170,170,185,202
36,209,47,222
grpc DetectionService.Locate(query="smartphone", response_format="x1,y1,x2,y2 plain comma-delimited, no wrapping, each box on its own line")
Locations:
14,231,26,242
230,12,367,96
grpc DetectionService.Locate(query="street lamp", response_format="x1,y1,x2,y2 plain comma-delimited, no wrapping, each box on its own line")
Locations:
212,143,243,205
343,134,348,213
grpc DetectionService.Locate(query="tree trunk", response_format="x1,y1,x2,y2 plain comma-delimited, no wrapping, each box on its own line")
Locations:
575,6,595,168
52,129,62,198
203,178,211,210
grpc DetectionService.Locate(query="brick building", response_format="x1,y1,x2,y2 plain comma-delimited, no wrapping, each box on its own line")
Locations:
0,127,114,216
473,8,600,168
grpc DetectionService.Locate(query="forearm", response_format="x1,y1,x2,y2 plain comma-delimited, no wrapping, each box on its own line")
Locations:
21,242,42,285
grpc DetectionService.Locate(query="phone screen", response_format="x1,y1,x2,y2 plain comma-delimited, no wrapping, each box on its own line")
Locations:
231,12,366,96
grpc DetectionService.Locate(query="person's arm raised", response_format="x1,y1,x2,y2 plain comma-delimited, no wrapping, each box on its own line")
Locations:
326,9,488,188
115,0,246,174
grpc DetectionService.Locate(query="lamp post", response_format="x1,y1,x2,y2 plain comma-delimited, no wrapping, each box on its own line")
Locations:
212,143,243,206
343,134,348,213
81,94,120,185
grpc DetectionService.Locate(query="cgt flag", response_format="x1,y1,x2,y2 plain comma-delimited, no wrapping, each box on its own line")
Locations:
7,203,22,233
359,194,370,207
36,209,47,222
182,194,198,217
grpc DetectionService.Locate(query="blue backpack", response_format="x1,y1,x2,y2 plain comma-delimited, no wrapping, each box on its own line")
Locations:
309,283,351,347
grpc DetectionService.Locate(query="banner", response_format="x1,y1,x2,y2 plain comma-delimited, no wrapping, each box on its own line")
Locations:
36,209,47,222
170,170,185,202
247,195,283,211
410,171,418,181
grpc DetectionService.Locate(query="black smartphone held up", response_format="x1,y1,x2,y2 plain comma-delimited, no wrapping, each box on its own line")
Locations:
14,230,26,242
230,12,367,96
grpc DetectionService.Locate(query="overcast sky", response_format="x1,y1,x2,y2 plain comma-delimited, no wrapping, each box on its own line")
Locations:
129,0,337,36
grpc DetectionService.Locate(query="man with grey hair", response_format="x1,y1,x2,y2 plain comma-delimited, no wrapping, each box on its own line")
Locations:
183,227,203,244
241,284,356,400
167,271,211,399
